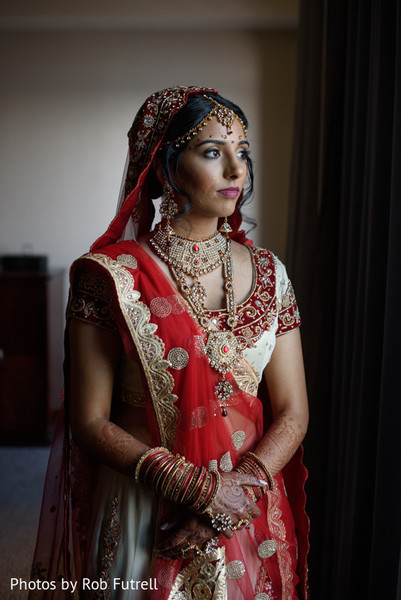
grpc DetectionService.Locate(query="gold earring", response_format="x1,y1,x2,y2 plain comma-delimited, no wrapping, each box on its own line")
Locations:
160,181,178,241
160,182,178,219
219,217,232,236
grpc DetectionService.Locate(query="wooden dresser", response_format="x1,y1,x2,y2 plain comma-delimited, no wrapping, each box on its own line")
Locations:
0,270,65,444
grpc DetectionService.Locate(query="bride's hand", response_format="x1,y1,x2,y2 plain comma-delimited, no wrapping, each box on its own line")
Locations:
155,471,265,558
154,512,216,560
207,471,264,538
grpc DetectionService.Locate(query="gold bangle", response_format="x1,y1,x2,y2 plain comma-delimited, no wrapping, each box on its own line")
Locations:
243,452,275,490
238,461,266,499
153,455,176,491
134,446,169,483
161,457,186,498
183,466,203,503
197,471,221,513
135,447,222,514
242,484,257,503
196,472,212,507
171,461,193,503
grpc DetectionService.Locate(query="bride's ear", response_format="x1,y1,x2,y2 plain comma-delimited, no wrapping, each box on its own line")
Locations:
148,156,164,199
153,155,164,183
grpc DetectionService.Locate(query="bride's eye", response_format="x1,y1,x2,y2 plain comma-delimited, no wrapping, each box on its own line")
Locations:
203,147,221,159
238,149,250,160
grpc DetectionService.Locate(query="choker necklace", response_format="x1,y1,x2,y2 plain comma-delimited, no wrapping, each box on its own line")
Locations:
150,224,241,416
151,227,229,276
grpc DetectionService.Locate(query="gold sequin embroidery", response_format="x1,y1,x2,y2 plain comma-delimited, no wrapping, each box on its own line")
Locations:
226,560,245,580
258,540,277,558
116,254,138,270
190,406,208,428
67,272,116,332
97,492,121,598
219,451,233,472
158,565,176,589
231,430,246,451
150,296,172,318
194,335,207,357
231,359,259,396
168,294,186,315
266,484,296,599
208,459,218,472
168,547,226,599
167,347,190,370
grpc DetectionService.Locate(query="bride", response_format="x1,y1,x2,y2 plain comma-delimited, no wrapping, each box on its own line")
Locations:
31,86,309,600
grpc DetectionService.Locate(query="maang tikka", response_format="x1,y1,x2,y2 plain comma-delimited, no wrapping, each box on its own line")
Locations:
161,96,248,149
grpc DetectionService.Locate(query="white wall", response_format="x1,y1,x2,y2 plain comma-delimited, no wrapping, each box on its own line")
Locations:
0,28,297,294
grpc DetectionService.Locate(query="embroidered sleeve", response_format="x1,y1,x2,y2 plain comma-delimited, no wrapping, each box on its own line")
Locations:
275,257,301,336
67,271,118,332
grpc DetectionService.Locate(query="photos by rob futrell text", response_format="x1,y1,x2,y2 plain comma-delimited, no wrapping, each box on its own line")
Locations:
10,577,158,593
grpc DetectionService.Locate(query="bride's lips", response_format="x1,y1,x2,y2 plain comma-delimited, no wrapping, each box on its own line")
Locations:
218,187,240,198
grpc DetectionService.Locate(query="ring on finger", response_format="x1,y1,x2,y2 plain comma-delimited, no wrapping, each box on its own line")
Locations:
232,517,251,531
245,513,253,528
180,539,195,557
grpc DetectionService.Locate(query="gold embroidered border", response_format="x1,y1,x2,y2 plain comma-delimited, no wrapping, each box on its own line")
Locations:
266,486,295,599
168,546,227,600
203,247,277,349
81,253,178,448
231,357,259,396
97,492,121,600
67,271,117,332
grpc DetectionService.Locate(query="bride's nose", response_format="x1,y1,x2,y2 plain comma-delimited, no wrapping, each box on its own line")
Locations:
224,153,246,180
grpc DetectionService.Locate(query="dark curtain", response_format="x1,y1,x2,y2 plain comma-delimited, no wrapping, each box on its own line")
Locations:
287,1,401,598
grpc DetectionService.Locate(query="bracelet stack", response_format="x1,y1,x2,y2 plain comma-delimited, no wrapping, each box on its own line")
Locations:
134,447,220,513
237,451,275,502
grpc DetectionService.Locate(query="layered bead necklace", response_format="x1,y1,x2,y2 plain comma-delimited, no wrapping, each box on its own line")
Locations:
150,224,242,416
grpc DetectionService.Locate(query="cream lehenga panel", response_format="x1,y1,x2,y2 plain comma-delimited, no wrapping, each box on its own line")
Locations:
84,465,155,600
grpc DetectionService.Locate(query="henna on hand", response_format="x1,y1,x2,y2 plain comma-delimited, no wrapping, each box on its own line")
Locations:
255,414,306,475
154,472,264,557
208,472,263,537
86,421,148,475
155,513,216,559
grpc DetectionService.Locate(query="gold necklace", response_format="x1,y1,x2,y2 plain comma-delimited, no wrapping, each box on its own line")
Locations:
150,224,241,416
150,226,229,276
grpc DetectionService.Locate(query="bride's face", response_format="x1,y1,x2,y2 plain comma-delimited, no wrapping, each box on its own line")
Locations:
173,116,249,220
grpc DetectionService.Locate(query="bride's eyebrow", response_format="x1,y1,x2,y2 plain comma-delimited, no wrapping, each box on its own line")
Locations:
196,139,225,147
195,139,250,147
